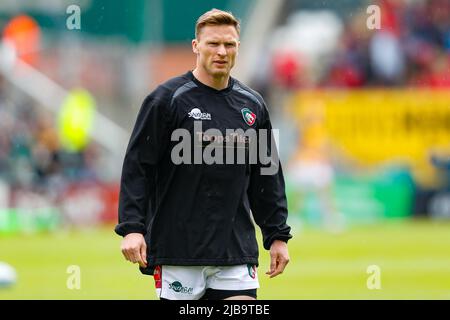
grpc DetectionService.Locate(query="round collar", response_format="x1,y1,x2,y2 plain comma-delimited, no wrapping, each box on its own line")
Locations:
187,70,234,95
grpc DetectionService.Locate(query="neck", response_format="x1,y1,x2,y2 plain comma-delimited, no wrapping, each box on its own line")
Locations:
192,67,230,90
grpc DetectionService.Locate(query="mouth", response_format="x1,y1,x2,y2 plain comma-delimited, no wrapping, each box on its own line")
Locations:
213,60,227,66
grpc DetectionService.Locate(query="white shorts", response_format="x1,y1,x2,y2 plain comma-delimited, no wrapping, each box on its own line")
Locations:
153,264,260,300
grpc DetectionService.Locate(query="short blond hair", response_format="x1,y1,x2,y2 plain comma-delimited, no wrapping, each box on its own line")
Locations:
195,9,240,39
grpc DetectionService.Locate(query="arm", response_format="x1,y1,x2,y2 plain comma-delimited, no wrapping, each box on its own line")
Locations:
115,93,171,267
248,105,292,278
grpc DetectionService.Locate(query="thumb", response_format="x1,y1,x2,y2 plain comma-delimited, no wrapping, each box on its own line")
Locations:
140,242,147,265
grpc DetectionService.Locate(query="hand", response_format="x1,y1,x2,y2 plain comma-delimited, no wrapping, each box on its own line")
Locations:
266,240,290,278
121,233,147,268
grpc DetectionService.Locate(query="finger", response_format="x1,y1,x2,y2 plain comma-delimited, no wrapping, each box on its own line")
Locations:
270,257,289,278
121,247,132,262
266,253,277,275
269,261,282,278
139,244,148,267
138,261,146,268
136,247,146,268
130,248,141,264
124,246,137,264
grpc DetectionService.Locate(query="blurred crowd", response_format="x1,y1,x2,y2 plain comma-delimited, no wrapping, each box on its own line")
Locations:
0,76,99,198
270,0,450,89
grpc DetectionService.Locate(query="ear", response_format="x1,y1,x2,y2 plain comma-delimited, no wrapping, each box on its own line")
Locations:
192,39,199,55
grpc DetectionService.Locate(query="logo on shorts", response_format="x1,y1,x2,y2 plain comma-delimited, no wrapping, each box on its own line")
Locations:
153,266,162,289
169,281,194,294
247,264,257,279
241,108,256,126
188,108,211,120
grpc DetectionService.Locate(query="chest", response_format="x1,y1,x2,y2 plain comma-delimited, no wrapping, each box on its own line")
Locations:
173,92,259,133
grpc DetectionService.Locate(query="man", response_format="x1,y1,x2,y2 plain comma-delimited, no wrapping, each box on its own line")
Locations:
115,9,292,300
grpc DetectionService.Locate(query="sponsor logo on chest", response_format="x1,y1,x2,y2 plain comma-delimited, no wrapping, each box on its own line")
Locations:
188,108,211,120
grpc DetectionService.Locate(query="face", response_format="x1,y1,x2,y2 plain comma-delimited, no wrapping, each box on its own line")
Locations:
193,25,240,78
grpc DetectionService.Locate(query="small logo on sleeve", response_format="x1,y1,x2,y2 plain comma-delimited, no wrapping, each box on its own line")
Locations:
241,108,256,126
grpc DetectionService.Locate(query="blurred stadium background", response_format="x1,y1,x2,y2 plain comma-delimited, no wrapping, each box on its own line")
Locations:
0,0,449,299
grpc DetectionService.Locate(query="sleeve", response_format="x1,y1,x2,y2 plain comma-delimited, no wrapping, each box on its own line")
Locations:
114,92,171,237
247,103,293,250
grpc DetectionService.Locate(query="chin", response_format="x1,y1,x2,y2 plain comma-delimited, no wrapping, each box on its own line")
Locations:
209,68,229,77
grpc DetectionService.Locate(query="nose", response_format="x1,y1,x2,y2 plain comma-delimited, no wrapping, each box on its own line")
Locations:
217,44,226,56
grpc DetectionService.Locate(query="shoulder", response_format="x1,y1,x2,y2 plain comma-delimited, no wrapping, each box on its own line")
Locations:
231,78,266,111
145,72,195,107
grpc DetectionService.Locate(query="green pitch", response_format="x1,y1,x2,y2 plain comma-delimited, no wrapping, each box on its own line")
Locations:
0,220,449,299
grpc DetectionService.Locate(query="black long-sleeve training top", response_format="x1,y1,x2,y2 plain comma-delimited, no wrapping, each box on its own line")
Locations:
115,71,292,275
